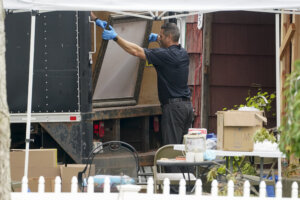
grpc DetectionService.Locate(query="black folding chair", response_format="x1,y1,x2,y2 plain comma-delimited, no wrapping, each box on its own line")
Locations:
78,141,140,192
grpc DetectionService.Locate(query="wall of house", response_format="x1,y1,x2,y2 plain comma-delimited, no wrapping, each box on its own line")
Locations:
186,12,277,133
208,11,277,133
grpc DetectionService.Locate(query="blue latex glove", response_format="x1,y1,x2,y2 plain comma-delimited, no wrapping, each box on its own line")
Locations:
102,25,118,40
95,19,107,29
149,33,158,42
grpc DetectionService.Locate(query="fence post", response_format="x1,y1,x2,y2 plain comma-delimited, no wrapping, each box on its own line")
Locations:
87,176,94,193
163,178,170,195
291,181,298,198
71,176,78,193
195,179,202,196
147,177,154,194
228,180,234,197
259,181,266,198
21,176,28,193
179,179,186,195
104,176,110,194
276,181,282,198
54,176,61,193
211,179,218,197
243,180,250,197
38,176,45,193
118,184,141,200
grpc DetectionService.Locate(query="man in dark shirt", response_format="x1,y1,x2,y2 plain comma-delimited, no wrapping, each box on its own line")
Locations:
93,15,193,145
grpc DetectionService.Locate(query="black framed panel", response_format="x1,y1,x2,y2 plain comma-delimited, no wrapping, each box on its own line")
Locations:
92,15,152,108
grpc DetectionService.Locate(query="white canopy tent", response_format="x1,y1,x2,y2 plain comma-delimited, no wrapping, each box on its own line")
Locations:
3,0,300,179
3,0,300,12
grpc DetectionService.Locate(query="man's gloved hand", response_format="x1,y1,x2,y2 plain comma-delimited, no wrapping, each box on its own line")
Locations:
95,19,107,29
149,33,158,42
102,25,118,40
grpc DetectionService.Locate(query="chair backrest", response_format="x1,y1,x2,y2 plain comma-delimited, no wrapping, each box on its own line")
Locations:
253,157,276,165
253,157,277,178
154,144,185,166
78,141,139,190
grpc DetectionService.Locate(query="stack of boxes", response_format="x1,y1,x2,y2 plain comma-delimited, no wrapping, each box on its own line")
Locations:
10,149,59,192
10,149,94,192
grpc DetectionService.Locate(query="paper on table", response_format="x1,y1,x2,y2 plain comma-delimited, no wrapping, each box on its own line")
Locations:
173,144,185,151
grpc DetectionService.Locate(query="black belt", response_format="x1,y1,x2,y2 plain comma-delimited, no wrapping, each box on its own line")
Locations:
163,97,190,105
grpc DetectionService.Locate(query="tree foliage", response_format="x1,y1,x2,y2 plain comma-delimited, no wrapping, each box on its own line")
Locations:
279,61,300,159
223,89,276,112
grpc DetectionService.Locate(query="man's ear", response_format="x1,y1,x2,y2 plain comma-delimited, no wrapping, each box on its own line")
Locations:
167,35,174,43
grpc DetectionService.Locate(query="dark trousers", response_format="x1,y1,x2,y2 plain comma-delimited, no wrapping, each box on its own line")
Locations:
161,101,193,145
161,101,194,194
160,101,194,193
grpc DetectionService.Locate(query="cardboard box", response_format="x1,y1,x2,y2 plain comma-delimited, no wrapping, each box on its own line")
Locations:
10,149,57,168
217,110,266,151
10,149,60,192
29,177,56,192
11,166,60,182
60,164,95,192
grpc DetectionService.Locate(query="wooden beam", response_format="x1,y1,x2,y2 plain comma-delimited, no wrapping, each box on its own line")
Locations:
292,15,300,72
280,23,296,60
91,104,162,120
280,14,292,120
200,13,212,129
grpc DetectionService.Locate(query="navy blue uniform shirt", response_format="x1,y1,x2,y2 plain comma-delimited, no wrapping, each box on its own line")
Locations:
144,44,190,105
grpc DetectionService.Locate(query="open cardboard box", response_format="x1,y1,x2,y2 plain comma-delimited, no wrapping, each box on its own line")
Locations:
217,110,267,151
60,164,95,192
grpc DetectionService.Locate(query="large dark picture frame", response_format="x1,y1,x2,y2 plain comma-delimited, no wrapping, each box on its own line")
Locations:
92,14,152,108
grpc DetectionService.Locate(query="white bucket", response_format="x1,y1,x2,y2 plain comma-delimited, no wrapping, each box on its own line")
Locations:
184,134,206,153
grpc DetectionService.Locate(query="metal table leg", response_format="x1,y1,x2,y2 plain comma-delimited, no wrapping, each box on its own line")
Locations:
230,157,233,173
260,157,264,181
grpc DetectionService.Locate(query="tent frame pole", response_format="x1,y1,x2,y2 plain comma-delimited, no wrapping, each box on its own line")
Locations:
24,10,37,178
275,13,282,181
276,14,281,130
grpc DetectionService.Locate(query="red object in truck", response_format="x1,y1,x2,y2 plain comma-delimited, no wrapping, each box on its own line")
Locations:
93,121,105,138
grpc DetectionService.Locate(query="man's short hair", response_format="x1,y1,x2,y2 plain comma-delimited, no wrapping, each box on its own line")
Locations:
161,23,180,42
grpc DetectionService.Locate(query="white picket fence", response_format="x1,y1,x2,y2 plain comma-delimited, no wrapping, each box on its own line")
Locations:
11,176,300,200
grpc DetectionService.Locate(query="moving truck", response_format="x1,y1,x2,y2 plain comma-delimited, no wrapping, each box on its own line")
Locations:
6,11,93,163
